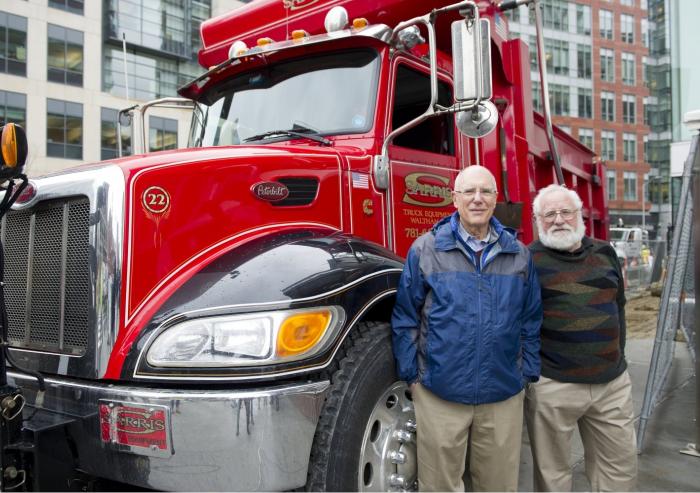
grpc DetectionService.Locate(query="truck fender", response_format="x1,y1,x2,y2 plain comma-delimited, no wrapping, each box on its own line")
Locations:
121,229,404,381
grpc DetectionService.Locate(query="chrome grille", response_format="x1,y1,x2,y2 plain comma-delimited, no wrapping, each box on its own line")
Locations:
1,197,90,355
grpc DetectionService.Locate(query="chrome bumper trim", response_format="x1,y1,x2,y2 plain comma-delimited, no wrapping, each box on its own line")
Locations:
9,371,329,491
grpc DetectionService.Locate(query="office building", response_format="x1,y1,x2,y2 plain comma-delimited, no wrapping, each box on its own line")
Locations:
0,0,243,177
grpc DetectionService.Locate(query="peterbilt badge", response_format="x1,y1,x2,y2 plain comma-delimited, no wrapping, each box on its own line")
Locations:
251,181,289,202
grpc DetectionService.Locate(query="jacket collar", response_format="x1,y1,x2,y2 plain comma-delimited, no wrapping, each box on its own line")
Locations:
432,212,520,253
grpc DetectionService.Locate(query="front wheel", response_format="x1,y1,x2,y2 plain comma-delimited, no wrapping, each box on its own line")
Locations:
306,322,417,491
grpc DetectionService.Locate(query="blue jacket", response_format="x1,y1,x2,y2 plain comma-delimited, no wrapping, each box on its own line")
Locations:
391,213,542,405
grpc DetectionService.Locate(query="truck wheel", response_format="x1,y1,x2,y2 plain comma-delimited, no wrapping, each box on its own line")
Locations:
306,322,417,492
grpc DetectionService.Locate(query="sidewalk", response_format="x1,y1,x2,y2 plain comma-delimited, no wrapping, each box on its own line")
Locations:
517,339,699,491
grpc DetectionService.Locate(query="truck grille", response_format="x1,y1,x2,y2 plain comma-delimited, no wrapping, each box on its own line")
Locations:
1,197,90,355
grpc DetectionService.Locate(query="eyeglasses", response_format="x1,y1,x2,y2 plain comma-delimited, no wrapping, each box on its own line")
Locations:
540,209,578,223
454,188,497,199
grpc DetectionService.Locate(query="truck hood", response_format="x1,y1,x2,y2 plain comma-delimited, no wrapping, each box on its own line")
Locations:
37,144,366,178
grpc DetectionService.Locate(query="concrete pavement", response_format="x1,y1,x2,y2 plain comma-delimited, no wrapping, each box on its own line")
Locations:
516,339,699,491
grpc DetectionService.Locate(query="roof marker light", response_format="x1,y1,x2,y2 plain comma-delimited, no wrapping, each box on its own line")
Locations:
257,37,274,47
324,6,349,33
352,18,369,30
228,40,248,58
291,29,310,41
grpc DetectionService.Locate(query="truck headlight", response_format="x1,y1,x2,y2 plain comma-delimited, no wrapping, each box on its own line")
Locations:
146,307,344,367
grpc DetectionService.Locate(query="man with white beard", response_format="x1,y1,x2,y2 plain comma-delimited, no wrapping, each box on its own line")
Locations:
525,184,637,492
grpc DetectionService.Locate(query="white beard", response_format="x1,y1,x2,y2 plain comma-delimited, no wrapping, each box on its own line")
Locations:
536,217,586,251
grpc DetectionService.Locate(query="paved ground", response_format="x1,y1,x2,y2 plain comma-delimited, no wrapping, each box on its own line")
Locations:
516,338,699,492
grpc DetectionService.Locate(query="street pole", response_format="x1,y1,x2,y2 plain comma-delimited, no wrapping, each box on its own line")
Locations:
642,176,646,234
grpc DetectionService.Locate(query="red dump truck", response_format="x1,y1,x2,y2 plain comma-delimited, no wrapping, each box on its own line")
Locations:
0,0,605,490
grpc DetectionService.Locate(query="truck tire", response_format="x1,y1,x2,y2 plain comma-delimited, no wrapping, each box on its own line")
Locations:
306,321,417,492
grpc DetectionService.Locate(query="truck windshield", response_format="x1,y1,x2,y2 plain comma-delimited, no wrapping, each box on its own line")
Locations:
190,49,380,147
609,229,626,241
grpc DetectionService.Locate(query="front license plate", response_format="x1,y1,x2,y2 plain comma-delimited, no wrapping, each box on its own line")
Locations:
99,400,172,458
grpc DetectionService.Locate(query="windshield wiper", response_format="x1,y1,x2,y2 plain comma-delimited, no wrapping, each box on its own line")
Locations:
243,126,332,146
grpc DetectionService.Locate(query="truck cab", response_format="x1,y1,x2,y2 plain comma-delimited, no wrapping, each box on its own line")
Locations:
0,1,605,491
610,227,649,262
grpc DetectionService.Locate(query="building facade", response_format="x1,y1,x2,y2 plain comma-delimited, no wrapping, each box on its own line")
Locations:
0,0,243,177
507,0,653,235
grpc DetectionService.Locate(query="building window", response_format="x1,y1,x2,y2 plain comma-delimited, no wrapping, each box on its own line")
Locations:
621,53,635,85
621,14,634,43
49,0,84,15
642,57,652,88
47,99,82,159
106,0,211,60
578,87,592,118
149,116,178,152
607,170,617,200
621,0,634,6
550,84,570,116
530,0,569,31
623,171,637,201
576,4,591,35
600,48,614,82
545,39,569,75
623,94,636,124
641,0,648,9
577,44,592,79
601,91,615,122
0,12,27,76
643,135,649,162
623,133,637,162
103,48,179,100
643,97,650,125
641,19,649,48
504,5,521,23
559,125,571,135
601,130,616,161
47,25,84,86
578,128,593,150
529,35,538,72
599,10,613,40
0,90,26,127
532,81,541,112
101,108,132,160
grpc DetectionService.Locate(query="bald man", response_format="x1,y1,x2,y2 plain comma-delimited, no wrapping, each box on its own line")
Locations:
392,166,542,491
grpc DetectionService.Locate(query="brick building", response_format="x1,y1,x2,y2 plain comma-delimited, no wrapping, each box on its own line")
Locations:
507,0,651,233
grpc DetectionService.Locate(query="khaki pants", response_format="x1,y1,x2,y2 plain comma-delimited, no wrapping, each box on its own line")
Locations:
525,371,638,492
412,384,524,492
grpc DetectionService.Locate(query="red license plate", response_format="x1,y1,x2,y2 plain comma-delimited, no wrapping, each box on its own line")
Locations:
99,400,171,457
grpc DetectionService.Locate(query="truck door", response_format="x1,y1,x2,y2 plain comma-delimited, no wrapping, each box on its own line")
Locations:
386,61,460,257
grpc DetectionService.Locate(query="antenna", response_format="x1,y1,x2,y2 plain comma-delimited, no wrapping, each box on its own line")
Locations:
118,32,130,157
122,33,130,102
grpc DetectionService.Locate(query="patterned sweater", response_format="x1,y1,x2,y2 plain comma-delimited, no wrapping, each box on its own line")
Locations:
529,237,627,384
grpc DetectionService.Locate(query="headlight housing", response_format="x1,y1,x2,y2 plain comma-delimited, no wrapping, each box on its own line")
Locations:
146,306,344,368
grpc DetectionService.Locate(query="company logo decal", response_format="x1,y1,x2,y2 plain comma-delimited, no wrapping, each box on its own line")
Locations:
403,172,452,208
252,181,289,202
15,180,37,205
142,186,171,214
283,0,323,10
99,401,170,455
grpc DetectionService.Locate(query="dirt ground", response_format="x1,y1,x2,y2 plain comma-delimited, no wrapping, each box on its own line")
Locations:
626,290,661,339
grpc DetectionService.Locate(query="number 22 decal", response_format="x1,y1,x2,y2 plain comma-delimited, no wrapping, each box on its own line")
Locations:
142,186,170,214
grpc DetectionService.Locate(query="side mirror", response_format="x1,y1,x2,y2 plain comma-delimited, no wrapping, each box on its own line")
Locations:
452,18,497,138
0,123,28,179
452,18,492,103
